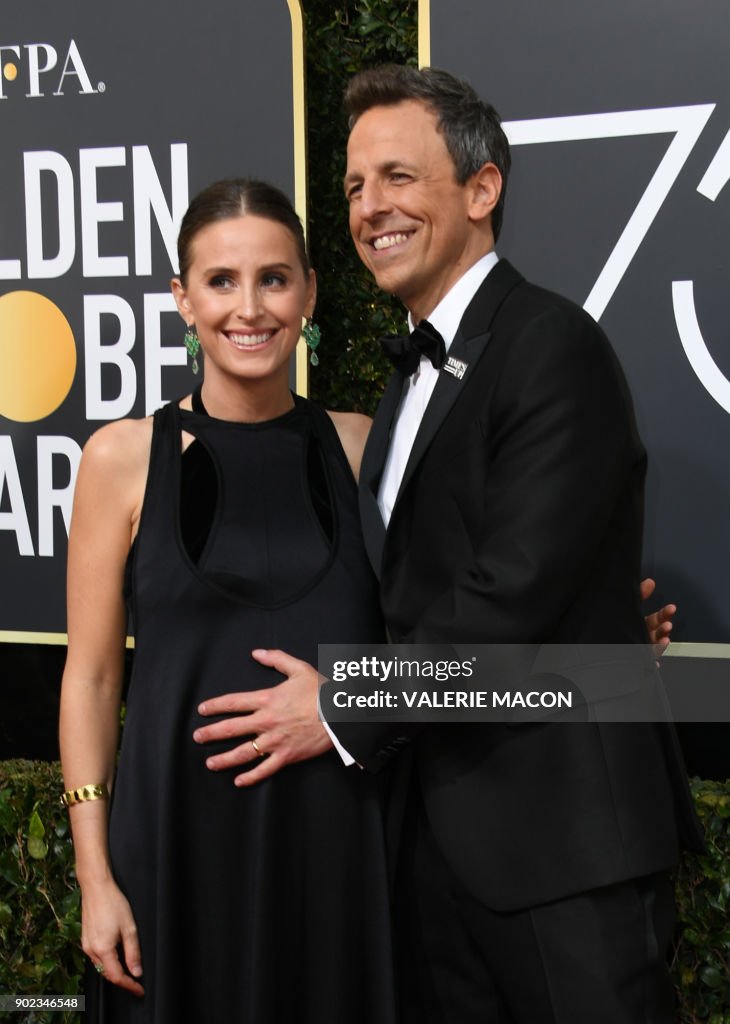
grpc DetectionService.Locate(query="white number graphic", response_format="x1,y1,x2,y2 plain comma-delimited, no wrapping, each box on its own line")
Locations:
672,281,730,414
505,105,715,320
506,105,730,415
673,124,730,414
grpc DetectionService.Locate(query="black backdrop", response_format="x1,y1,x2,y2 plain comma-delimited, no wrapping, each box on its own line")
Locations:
424,0,730,776
427,0,730,646
0,0,302,636
0,0,303,755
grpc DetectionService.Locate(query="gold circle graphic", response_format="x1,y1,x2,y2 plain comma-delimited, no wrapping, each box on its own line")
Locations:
3,63,18,82
0,291,76,422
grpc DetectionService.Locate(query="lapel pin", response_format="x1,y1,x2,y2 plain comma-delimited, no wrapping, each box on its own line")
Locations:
443,355,468,380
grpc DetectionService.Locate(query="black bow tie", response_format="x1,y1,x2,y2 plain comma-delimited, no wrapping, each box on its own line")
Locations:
380,320,446,376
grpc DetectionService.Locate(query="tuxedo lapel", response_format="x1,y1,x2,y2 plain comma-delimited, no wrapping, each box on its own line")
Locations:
391,259,525,514
391,327,490,514
358,372,407,577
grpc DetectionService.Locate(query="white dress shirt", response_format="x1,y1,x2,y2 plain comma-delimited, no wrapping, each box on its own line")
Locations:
377,251,499,525
325,251,499,765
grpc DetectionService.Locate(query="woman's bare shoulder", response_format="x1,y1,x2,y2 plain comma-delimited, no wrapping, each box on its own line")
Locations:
71,416,155,544
76,417,154,524
326,411,372,482
81,416,153,474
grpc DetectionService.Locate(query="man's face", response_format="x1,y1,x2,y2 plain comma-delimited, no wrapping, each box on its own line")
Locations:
345,100,489,321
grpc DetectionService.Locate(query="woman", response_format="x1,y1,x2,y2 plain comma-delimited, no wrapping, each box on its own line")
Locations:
59,179,396,1023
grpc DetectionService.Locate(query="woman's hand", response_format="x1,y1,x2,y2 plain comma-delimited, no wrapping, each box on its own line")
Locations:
81,878,144,996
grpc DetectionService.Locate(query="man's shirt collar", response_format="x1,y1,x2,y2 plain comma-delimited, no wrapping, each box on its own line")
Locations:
407,250,499,353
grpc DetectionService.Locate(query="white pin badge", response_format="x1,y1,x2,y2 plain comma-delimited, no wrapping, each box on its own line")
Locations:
443,355,468,380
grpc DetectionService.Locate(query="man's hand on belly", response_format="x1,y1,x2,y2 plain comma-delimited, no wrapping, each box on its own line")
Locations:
193,649,333,786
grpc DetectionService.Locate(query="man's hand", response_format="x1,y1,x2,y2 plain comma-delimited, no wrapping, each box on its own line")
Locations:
641,577,677,657
193,649,333,787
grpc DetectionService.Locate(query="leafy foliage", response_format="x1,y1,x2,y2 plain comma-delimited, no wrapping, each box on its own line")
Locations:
0,760,84,1024
672,778,730,1022
303,0,418,413
1,761,728,1021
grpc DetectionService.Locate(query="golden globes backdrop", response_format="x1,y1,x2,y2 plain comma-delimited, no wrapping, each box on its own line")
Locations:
0,0,305,639
422,0,730,648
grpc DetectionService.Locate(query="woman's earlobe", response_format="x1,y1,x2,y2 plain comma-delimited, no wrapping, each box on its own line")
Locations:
171,277,191,319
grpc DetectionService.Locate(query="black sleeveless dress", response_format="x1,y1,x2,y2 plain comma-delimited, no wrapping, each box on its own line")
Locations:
87,396,396,1023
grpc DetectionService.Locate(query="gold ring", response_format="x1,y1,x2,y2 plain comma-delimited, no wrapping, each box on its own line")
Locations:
251,738,263,757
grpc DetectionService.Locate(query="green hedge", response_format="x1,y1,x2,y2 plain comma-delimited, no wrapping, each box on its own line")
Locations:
304,0,418,414
673,778,730,1022
1,760,728,1023
0,762,83,1024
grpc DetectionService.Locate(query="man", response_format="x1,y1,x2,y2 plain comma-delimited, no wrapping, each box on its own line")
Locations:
195,66,700,1022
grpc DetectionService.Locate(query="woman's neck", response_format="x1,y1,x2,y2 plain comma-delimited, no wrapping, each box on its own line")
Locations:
197,375,295,423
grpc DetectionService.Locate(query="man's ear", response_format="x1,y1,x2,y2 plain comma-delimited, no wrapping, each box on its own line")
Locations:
171,277,192,324
467,162,502,225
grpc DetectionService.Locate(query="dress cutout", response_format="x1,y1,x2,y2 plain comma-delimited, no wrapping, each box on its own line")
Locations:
88,397,395,1023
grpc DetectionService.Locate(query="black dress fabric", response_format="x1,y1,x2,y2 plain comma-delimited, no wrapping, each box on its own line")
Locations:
87,396,395,1023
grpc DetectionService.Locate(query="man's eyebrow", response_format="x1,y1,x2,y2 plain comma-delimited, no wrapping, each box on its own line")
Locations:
381,160,412,172
343,160,413,189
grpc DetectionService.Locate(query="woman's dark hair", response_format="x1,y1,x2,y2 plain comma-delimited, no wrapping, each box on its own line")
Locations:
177,178,310,283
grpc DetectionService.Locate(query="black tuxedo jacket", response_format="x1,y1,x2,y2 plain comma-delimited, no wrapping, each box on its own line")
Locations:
335,259,702,912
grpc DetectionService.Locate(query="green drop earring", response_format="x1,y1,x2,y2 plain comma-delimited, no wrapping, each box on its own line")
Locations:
303,318,321,366
184,325,201,374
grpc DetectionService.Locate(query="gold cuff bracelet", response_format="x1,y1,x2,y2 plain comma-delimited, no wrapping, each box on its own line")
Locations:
60,783,109,808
